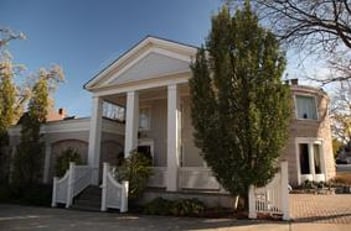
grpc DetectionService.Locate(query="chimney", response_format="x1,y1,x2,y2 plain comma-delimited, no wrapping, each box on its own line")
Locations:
291,78,298,85
58,108,66,118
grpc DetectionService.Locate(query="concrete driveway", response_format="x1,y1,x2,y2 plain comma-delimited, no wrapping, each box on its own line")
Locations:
0,204,350,231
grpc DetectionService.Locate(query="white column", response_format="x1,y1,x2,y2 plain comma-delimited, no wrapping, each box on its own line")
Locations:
166,84,181,191
43,143,51,183
124,91,139,157
88,96,103,185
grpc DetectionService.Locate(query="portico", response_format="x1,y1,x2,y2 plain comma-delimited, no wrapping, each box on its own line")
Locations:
85,36,203,191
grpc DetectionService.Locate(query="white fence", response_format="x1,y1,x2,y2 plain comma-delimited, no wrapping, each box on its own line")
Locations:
101,162,129,212
51,162,92,208
248,161,290,220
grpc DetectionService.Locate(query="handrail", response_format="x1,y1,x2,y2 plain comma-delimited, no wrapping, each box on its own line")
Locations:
52,162,93,208
101,162,129,213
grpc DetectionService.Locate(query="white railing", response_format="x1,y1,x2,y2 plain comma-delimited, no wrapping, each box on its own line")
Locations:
248,161,290,220
148,167,167,188
51,169,70,206
101,162,129,213
179,167,221,191
52,162,92,208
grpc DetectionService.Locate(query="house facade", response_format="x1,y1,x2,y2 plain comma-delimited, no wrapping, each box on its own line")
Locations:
8,36,335,191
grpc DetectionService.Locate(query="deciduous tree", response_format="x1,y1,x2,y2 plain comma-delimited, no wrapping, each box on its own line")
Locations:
13,66,64,185
255,0,351,84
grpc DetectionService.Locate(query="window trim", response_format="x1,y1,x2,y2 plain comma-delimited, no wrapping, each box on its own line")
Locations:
294,94,319,121
295,137,325,185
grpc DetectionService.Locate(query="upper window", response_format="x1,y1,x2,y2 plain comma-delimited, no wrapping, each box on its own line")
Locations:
295,95,317,120
139,107,151,131
102,101,125,122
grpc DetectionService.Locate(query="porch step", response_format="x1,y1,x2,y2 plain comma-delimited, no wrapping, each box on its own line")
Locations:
71,185,102,212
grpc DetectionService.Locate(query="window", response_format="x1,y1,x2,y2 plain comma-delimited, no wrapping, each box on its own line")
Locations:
314,144,322,174
299,144,310,174
102,101,125,121
139,107,151,131
295,95,317,120
298,142,322,175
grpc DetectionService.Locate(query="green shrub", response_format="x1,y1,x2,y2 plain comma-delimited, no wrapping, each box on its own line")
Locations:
143,197,174,215
143,197,206,216
116,151,152,201
0,183,52,206
55,147,82,177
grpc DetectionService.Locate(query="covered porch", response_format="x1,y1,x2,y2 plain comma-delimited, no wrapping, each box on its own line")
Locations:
85,36,222,192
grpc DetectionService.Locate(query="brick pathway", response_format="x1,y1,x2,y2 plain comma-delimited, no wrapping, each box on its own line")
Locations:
290,194,351,224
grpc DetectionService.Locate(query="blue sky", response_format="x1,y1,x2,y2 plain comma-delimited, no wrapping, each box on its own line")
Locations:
0,0,223,116
0,0,321,117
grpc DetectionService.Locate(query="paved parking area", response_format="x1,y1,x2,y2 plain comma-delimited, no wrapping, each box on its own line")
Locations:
0,204,289,231
290,194,351,224
1,203,351,230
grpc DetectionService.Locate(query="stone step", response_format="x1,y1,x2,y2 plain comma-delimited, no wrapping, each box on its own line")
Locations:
72,185,102,212
74,198,101,207
71,203,101,212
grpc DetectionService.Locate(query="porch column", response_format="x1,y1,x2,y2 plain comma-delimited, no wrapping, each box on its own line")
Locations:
166,84,181,191
88,96,103,185
124,91,139,157
43,142,51,183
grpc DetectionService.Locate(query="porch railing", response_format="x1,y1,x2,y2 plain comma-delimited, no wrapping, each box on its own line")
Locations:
101,162,129,212
148,167,167,188
51,162,92,208
179,167,221,191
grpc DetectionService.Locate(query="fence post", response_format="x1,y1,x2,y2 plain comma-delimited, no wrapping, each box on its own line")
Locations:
51,177,58,207
120,181,129,213
101,162,108,211
66,162,75,208
248,185,257,219
280,161,290,220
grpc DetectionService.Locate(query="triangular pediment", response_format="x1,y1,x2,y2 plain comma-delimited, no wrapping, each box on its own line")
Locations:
84,36,197,91
107,52,190,86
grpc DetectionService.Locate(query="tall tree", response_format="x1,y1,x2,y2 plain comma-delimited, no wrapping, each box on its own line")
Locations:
190,2,291,210
0,28,27,183
13,66,64,185
0,28,27,144
329,82,351,143
255,0,351,84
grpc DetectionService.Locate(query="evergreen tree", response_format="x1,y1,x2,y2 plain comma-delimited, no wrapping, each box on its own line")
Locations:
190,2,291,209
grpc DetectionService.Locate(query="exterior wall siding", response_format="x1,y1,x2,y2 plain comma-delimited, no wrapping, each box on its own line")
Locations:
281,85,335,185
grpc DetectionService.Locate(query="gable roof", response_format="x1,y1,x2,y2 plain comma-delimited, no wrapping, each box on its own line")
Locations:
84,35,198,91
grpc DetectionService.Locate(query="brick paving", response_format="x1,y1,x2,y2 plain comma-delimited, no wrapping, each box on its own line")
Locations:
290,194,351,224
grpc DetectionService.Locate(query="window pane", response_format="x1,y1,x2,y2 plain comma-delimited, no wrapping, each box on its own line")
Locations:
296,95,317,120
139,108,150,130
102,101,125,121
314,144,322,174
299,144,310,174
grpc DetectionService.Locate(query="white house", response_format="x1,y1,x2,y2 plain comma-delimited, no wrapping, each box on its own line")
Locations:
7,36,335,213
